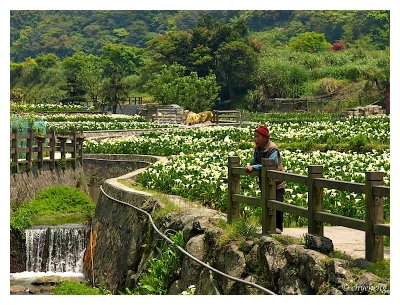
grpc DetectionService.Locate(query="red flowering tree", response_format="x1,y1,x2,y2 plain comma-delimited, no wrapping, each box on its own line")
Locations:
332,41,346,51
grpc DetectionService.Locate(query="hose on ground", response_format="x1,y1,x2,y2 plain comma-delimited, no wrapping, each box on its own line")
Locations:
99,185,276,295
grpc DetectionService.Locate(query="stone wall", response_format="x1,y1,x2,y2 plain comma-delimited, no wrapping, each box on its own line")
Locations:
82,154,167,202
10,164,88,208
83,154,155,187
10,229,26,273
343,104,385,118
86,175,389,295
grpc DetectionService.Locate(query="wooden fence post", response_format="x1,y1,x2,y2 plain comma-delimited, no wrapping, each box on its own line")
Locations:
36,136,44,169
365,171,384,262
77,135,84,167
50,127,56,169
228,156,241,223
11,128,19,173
262,158,277,234
308,165,324,236
26,128,33,171
72,129,77,169
215,110,219,125
59,136,67,160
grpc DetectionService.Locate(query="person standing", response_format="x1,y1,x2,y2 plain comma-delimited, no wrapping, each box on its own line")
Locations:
245,125,286,233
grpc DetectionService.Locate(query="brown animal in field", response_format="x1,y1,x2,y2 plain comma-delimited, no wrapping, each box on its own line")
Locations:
186,111,201,125
198,111,213,123
185,110,214,125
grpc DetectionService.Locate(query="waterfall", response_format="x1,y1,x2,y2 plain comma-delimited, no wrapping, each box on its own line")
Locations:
25,224,88,273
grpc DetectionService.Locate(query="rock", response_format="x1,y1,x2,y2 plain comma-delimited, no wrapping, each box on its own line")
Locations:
304,233,334,254
240,240,254,253
326,258,353,286
352,258,371,270
237,275,264,295
195,269,221,295
31,276,64,285
278,266,309,295
357,272,380,287
179,234,207,289
320,287,343,295
284,244,306,264
245,244,259,272
29,285,56,295
221,243,247,294
356,272,381,294
10,285,29,294
298,249,327,292
167,280,183,295
258,236,286,280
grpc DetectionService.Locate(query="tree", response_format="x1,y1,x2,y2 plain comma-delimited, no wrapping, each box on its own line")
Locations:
11,26,36,61
215,41,258,101
76,54,104,107
101,44,144,112
145,63,220,112
146,30,192,67
61,52,88,105
35,53,59,69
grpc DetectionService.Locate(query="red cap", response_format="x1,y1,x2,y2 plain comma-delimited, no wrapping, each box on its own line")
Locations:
255,125,270,139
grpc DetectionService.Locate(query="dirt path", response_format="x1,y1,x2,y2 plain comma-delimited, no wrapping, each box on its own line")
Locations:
282,226,390,259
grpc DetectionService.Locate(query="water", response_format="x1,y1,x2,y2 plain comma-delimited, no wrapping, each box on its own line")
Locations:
25,224,88,273
10,224,89,294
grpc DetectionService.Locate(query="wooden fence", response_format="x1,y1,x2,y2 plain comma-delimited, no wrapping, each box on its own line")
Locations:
124,96,143,105
227,157,390,262
212,110,242,125
10,128,85,174
268,98,342,114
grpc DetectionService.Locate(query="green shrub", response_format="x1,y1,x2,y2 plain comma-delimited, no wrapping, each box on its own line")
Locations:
288,32,331,53
128,231,185,295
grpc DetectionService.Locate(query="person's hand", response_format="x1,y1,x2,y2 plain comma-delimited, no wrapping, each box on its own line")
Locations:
245,165,254,173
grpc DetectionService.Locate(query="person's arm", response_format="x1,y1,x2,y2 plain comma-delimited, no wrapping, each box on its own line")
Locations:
252,164,262,171
246,151,259,173
269,149,279,168
251,149,279,171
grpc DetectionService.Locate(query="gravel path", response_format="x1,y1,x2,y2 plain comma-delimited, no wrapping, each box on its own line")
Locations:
282,226,390,259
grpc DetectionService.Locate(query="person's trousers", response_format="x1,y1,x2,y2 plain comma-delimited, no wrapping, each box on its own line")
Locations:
276,188,284,231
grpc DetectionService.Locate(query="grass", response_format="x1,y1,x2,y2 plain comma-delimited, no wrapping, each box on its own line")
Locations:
117,178,193,220
117,178,158,195
271,233,304,246
152,195,182,220
52,281,110,295
328,250,353,260
366,259,390,279
10,186,95,232
215,218,258,247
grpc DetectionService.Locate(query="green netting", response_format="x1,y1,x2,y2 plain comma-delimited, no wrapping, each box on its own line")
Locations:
10,115,47,159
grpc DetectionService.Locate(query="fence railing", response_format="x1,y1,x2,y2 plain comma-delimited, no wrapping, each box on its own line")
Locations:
10,127,85,174
227,157,390,262
212,110,242,125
